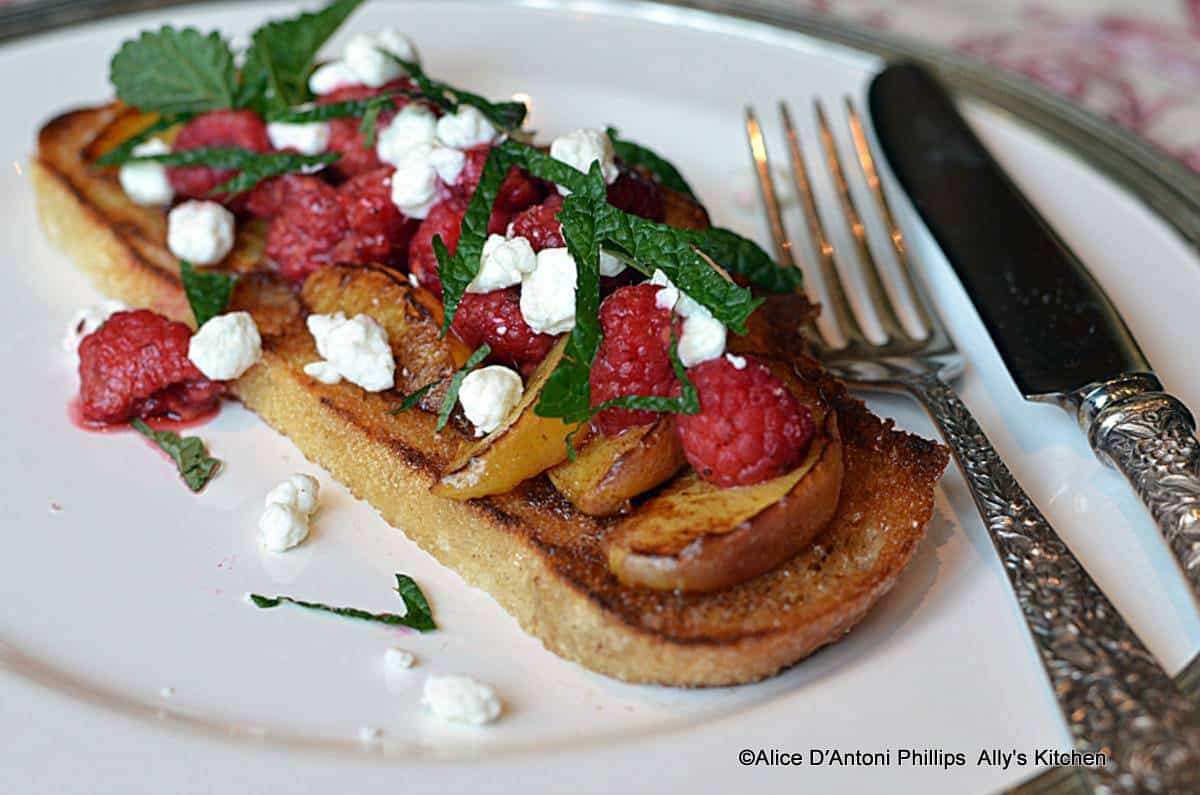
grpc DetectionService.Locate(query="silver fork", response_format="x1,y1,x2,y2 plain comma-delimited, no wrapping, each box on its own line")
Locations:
746,99,1200,794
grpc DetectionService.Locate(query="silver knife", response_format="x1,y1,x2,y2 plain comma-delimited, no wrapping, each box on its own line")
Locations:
868,63,1200,613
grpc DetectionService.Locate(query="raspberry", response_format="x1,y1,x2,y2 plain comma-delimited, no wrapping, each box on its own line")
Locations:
451,287,557,373
452,146,541,212
319,79,415,180
606,167,665,222
78,310,224,424
589,284,677,436
265,177,348,281
507,195,564,252
168,110,271,204
407,199,509,295
675,356,815,487
333,167,416,265
243,173,311,219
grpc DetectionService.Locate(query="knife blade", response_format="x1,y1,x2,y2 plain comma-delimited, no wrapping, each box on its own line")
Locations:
868,62,1200,608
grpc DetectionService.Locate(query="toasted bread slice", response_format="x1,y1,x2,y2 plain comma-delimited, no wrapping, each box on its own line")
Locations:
32,103,949,686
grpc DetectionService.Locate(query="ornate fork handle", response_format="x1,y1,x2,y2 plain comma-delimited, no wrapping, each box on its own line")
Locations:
903,371,1200,793
1076,378,1200,597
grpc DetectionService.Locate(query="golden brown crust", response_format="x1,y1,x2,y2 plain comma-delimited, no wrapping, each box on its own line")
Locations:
32,103,950,686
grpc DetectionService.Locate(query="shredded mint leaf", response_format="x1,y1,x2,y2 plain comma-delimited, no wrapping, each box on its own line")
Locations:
239,0,365,113
393,574,436,631
387,382,437,415
112,146,339,194
130,418,221,492
436,344,491,432
358,96,387,149
94,115,190,167
682,226,803,294
265,93,387,124
605,127,697,200
249,573,436,632
110,27,237,115
382,53,526,131
180,260,236,327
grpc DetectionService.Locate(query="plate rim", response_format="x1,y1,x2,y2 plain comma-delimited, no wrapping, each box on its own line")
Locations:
3,3,1193,791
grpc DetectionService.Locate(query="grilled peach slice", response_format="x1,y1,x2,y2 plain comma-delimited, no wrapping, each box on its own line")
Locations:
433,336,576,500
301,263,470,410
548,417,686,516
606,410,842,593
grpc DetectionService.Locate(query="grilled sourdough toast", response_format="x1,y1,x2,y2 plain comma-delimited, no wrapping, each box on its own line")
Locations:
33,102,950,686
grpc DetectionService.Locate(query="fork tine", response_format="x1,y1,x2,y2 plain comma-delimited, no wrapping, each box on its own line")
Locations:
843,97,935,339
778,101,865,347
814,99,911,345
744,107,794,267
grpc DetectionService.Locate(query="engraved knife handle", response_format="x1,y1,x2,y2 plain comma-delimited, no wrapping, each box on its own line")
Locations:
906,372,1200,793
1083,383,1200,599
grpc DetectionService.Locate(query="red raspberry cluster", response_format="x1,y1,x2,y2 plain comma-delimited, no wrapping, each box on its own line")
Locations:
586,285,815,487
77,310,224,424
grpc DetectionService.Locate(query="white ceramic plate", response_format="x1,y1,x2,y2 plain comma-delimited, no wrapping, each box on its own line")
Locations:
3,2,1199,793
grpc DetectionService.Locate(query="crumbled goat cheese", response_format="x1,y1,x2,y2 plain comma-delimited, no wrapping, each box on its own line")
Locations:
167,200,235,266
258,502,309,552
118,139,174,206
304,312,395,392
458,365,524,437
376,105,438,167
725,353,748,370
264,473,320,516
467,235,536,293
428,144,466,185
649,270,726,366
308,61,359,95
266,121,331,156
422,674,502,725
549,128,619,195
520,247,577,334
258,474,320,552
343,28,418,87
436,106,499,149
389,143,441,219
187,312,262,380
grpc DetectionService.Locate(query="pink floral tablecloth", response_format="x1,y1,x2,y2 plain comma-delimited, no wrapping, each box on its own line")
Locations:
776,0,1200,172
2,0,1198,170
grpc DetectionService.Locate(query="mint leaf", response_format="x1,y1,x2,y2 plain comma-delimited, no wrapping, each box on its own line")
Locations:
358,97,386,149
265,93,394,124
534,165,607,425
130,418,221,492
93,115,190,167
594,210,761,333
606,127,697,200
382,54,526,132
180,260,236,327
239,0,365,113
249,573,436,632
436,344,491,432
393,574,436,631
110,27,237,115
682,226,803,294
387,382,436,415
112,147,339,194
